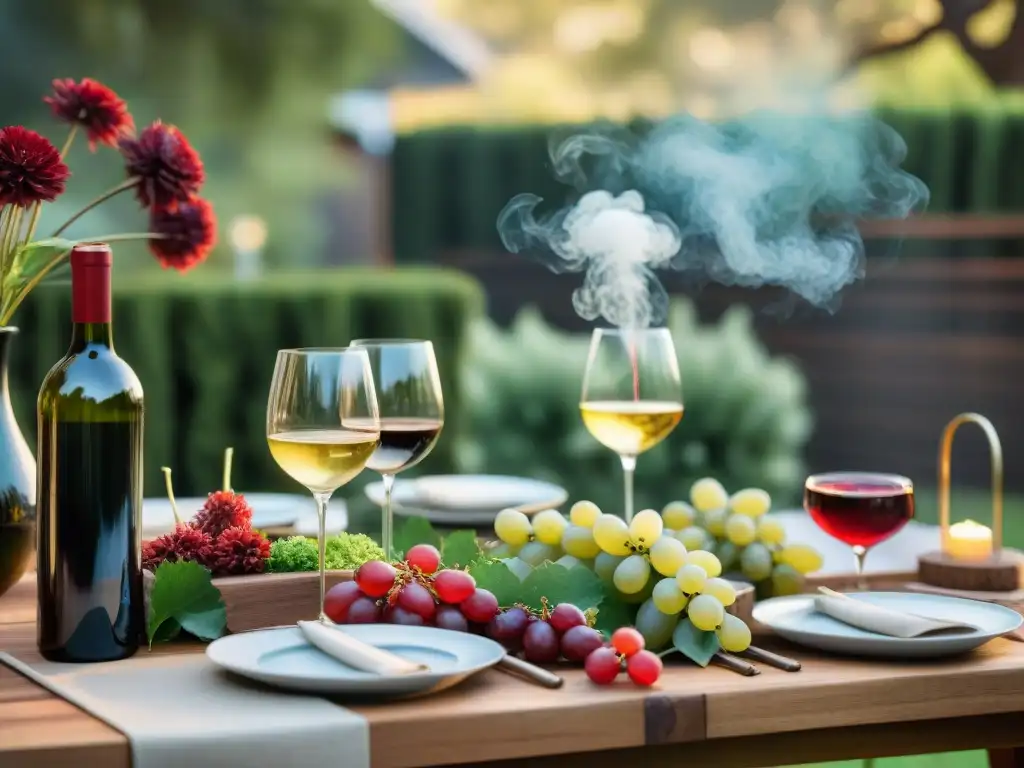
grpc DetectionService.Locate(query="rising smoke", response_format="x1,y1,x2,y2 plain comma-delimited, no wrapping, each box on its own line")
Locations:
497,111,929,327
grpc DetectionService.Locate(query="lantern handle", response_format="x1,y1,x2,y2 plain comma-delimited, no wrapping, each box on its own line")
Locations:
938,413,1004,551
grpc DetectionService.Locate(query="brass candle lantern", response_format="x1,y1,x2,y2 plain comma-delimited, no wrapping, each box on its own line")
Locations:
917,413,1024,594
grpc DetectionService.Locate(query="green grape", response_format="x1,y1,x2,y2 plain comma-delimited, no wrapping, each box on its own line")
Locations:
778,543,824,575
652,578,689,614
636,597,680,650
740,543,774,581
503,556,532,582
613,554,651,594
717,613,752,652
629,509,663,548
685,549,723,578
728,488,772,517
661,500,696,531
569,500,601,528
532,509,568,546
676,563,708,595
593,514,632,555
676,526,710,551
518,541,560,567
702,508,728,537
771,564,804,596
690,477,728,513
756,516,786,546
620,573,657,604
716,541,738,571
724,514,757,547
489,543,520,559
649,536,687,577
702,577,737,607
494,508,532,547
687,594,725,631
594,552,626,585
562,524,601,559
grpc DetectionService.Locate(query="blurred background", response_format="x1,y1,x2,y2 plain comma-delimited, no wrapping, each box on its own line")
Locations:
4,0,1022,544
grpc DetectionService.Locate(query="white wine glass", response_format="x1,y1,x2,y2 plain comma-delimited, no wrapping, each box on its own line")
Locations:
580,327,683,523
350,339,444,560
267,348,380,621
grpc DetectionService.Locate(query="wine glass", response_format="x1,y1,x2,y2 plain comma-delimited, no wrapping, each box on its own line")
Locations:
350,339,444,559
804,472,915,589
267,348,380,621
580,327,683,523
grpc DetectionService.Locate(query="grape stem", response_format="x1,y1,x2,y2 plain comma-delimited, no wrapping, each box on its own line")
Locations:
161,466,182,525
222,446,234,492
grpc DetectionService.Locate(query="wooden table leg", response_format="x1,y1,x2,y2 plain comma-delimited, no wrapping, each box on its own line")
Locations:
989,748,1024,768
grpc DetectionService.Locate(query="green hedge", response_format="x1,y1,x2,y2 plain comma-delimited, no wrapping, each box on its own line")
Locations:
391,107,1024,262
6,269,485,497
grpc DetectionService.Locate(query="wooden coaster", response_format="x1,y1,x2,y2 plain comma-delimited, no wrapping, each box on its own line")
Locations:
918,550,1024,593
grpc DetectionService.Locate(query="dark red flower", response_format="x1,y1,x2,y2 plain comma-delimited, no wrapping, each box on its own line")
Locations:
141,523,213,571
193,490,253,538
119,120,204,209
149,196,217,272
0,126,70,207
208,527,270,576
44,78,134,150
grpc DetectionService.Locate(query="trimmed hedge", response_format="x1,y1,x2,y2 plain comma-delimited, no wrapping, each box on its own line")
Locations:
391,107,1024,262
6,269,485,496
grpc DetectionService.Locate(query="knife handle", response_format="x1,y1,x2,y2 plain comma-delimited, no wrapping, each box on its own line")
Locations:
497,655,564,688
741,645,802,672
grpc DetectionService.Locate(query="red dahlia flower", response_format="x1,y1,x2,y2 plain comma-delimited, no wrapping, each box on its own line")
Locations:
193,490,253,538
119,121,204,210
44,78,134,150
141,523,213,571
0,126,69,206
148,196,216,272
208,527,270,576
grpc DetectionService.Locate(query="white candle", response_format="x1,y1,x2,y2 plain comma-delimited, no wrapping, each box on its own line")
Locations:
944,519,993,560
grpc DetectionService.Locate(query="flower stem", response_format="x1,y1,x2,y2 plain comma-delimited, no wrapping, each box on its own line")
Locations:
24,203,43,245
85,232,168,243
222,447,234,492
161,466,182,525
0,238,67,327
59,125,78,160
53,177,139,238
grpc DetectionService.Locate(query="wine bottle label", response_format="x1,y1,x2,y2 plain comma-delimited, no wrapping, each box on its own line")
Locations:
71,243,112,324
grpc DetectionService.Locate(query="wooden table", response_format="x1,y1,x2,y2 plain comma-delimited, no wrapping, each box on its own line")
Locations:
3,575,1024,768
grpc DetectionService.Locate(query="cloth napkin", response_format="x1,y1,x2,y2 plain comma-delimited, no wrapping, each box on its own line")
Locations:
0,651,370,768
813,589,977,638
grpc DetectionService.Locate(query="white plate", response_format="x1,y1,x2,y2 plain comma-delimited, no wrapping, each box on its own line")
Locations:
753,591,1022,659
142,494,348,539
365,475,568,526
206,624,505,698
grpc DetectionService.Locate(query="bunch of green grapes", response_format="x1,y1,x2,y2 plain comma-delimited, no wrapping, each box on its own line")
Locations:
683,478,824,597
493,506,584,579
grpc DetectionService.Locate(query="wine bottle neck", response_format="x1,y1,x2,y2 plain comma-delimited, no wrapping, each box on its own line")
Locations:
70,322,114,351
69,244,114,352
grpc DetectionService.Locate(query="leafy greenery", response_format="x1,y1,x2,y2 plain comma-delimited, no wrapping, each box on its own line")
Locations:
147,560,226,646
267,533,384,573
440,530,483,568
393,517,443,558
671,618,720,667
466,559,524,605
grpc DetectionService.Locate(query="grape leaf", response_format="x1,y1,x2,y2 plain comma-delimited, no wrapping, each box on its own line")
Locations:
518,563,604,613
441,530,482,569
672,618,720,667
147,561,226,646
2,238,75,292
591,583,637,635
393,516,441,558
466,559,522,606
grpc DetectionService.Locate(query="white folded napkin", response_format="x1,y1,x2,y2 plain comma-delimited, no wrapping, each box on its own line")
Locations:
814,588,977,638
297,620,428,675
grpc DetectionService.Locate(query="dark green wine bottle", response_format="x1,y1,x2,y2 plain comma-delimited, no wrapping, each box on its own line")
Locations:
36,243,145,662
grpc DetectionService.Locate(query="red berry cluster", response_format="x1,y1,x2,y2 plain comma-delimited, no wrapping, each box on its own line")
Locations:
584,628,663,687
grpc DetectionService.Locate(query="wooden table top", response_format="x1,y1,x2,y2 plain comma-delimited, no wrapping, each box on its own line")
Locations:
4,574,1024,768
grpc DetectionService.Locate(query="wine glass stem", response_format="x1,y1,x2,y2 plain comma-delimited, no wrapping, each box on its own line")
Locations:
620,454,637,524
313,491,332,622
381,473,395,561
852,545,868,591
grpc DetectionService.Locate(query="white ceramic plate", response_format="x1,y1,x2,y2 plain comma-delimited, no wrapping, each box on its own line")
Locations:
206,625,505,697
142,494,348,539
364,475,568,526
753,591,1022,659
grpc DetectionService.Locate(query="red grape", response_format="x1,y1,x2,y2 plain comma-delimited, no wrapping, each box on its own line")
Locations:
523,620,560,663
354,560,397,598
435,605,470,632
560,625,604,662
548,603,587,635
406,544,441,575
347,597,382,624
611,627,645,658
397,582,437,620
486,607,530,652
626,650,663,687
323,581,363,623
585,647,622,685
460,588,499,623
385,606,426,626
434,569,476,604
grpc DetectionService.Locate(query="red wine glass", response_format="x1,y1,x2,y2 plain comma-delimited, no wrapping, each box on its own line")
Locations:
804,472,915,588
